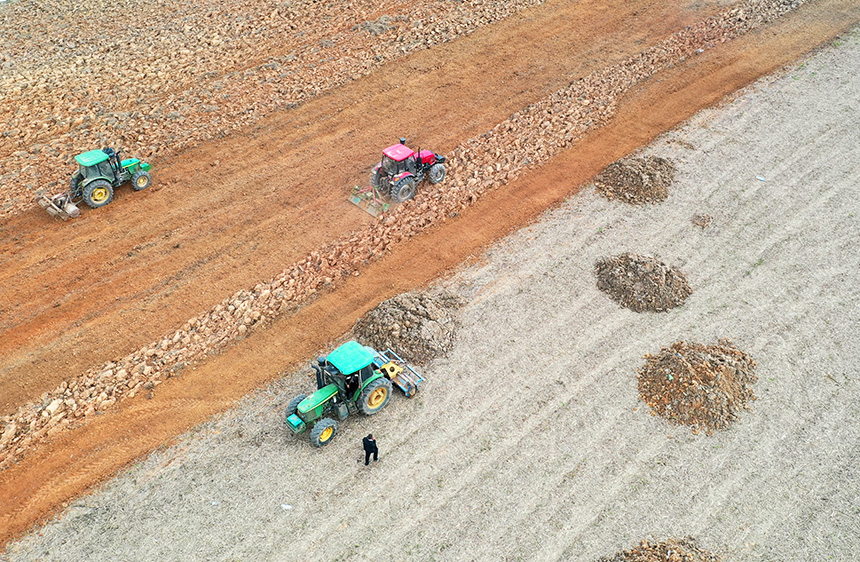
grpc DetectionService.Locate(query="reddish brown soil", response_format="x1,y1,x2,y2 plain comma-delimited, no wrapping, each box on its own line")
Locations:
1,0,857,548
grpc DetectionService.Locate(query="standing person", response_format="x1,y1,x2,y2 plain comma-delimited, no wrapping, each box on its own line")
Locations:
362,434,378,465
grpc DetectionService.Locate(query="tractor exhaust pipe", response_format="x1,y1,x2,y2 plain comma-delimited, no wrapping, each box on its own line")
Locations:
313,359,326,390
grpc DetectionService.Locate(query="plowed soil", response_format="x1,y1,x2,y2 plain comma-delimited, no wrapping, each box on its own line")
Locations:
637,340,758,433
0,0,732,415
597,537,721,562
352,289,461,364
595,156,677,205
595,253,692,312
2,0,859,551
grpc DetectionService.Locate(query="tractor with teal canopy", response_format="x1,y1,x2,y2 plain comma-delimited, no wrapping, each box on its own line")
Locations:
284,340,424,447
36,147,152,219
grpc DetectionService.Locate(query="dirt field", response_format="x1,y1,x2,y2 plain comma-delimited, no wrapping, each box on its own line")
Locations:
3,22,858,561
0,0,736,415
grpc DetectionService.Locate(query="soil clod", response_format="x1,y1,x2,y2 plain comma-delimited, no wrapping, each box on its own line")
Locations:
595,253,692,312
597,536,721,562
638,340,757,434
352,290,462,364
692,214,712,229
594,156,676,204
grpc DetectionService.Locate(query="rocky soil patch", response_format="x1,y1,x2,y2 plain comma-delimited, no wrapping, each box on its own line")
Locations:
595,253,692,312
597,537,721,562
594,156,676,204
637,340,758,434
0,0,806,470
691,214,712,229
352,290,462,364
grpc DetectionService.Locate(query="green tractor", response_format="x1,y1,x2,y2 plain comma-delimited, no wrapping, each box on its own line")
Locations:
285,340,424,447
37,147,152,219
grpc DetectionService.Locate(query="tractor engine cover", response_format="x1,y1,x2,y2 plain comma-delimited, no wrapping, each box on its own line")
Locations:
418,150,436,165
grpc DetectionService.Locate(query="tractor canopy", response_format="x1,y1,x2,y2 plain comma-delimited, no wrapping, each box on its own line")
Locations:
75,149,110,167
75,150,117,182
382,143,416,162
326,340,376,376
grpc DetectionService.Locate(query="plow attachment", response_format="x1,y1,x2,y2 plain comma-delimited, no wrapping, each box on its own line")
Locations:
372,348,424,398
36,193,80,220
349,185,390,217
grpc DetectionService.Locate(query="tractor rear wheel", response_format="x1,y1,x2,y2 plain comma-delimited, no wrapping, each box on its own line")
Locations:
310,418,338,447
285,394,307,421
358,377,393,415
428,163,446,184
82,179,114,208
131,170,151,191
390,177,417,203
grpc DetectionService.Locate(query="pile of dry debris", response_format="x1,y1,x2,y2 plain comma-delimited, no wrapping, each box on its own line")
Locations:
594,156,676,204
637,340,757,434
595,253,692,312
352,290,462,364
598,537,721,562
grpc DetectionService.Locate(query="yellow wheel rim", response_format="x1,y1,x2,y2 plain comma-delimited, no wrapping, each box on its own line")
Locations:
91,187,109,203
320,426,334,442
368,387,388,409
136,176,148,188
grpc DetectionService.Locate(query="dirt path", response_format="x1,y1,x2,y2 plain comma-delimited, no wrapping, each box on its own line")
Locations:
1,0,858,549
0,0,729,414
5,22,859,562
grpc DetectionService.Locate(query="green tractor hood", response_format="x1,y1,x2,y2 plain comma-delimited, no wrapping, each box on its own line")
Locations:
297,384,339,420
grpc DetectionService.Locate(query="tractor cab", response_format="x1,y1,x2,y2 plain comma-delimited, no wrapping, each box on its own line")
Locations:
75,149,120,183
319,341,378,400
381,143,417,175
75,148,147,183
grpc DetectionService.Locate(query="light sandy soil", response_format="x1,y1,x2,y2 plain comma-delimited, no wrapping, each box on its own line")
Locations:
5,26,858,562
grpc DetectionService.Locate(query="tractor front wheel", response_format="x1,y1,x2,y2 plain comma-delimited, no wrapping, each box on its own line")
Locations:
390,177,417,203
82,180,114,208
358,377,393,415
285,394,307,421
428,163,446,184
310,418,338,447
131,170,152,191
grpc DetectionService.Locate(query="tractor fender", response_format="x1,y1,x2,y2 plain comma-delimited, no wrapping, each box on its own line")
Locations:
81,175,115,188
370,162,385,188
352,371,387,401
392,171,414,183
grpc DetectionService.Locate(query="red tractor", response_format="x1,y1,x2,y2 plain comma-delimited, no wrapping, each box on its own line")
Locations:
370,138,446,202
